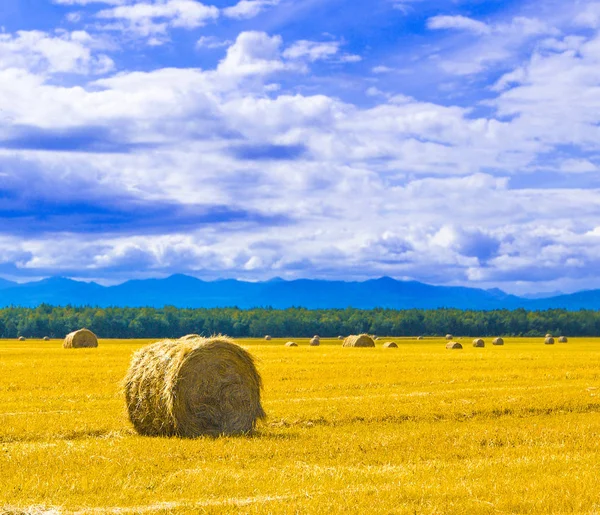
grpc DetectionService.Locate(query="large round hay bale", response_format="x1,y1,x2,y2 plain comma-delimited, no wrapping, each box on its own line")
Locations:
492,337,504,346
558,336,568,343
343,334,375,348
124,336,265,437
446,341,462,350
545,337,555,345
383,341,398,348
264,335,272,341
180,334,201,341
472,338,485,348
63,329,98,349
545,333,553,338
285,341,298,347
18,336,26,341
309,337,320,346
445,334,453,340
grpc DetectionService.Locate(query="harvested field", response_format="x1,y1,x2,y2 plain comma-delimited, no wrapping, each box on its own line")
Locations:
1,337,600,514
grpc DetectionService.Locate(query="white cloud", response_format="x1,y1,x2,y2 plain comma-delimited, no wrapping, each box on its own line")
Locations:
196,35,232,49
283,40,340,62
96,0,219,41
427,15,492,35
0,30,114,75
223,0,279,20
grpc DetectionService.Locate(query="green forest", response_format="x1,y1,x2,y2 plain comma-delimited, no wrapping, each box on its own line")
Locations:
1,305,599,339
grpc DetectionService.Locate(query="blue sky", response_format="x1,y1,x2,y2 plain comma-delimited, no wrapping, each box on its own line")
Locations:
1,0,600,294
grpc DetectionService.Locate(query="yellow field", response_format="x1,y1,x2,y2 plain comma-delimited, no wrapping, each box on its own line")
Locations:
1,337,599,514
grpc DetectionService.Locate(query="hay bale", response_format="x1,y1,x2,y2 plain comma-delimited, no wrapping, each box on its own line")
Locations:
445,334,453,340
545,333,553,338
285,341,298,347
343,334,375,348
264,335,272,341
545,337,555,345
124,336,265,437
383,341,398,348
446,341,462,350
63,328,98,349
558,336,568,343
417,336,424,340
337,336,344,340
309,337,320,346
492,337,504,346
43,336,50,341
180,334,201,341
18,336,26,341
472,338,485,348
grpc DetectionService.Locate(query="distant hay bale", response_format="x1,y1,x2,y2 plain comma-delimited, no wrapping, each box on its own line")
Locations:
343,334,375,348
180,334,201,341
545,337,555,345
285,341,298,347
309,337,320,346
446,341,462,350
558,336,568,343
383,341,398,348
63,328,98,349
417,336,424,340
43,336,50,341
375,337,381,341
472,338,485,348
264,335,272,341
18,336,26,341
545,333,553,338
313,335,320,339
124,336,265,437
338,336,344,340
492,337,504,346
445,334,453,340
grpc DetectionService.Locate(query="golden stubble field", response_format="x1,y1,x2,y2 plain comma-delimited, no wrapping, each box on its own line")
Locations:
1,337,599,514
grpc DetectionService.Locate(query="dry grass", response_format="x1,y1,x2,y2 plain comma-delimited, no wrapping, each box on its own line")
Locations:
1,336,600,514
123,336,265,437
63,329,98,349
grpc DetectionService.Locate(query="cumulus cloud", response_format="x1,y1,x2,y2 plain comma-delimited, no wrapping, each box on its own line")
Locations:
223,0,279,20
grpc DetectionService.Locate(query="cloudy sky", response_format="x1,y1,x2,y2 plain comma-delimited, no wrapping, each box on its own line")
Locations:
1,0,600,294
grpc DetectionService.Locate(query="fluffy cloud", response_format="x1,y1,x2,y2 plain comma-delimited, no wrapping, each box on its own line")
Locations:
223,0,279,20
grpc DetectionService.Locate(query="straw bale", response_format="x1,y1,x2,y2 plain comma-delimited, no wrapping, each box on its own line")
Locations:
492,337,504,346
545,337,555,345
124,336,265,437
343,334,375,348
558,336,568,343
309,337,320,346
446,341,462,349
63,329,98,349
472,338,485,348
383,341,398,348
285,341,298,347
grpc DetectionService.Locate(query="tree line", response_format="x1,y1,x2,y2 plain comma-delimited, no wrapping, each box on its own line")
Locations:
0,305,599,339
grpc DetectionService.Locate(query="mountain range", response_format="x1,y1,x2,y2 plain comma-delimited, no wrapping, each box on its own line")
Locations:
0,275,598,310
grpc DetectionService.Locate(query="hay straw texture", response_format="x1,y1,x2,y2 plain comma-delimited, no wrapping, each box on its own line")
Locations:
264,335,272,341
446,342,462,349
43,336,50,341
285,341,298,347
559,336,568,343
493,337,504,346
472,338,485,348
545,337,555,345
445,334,453,340
383,342,398,348
343,334,375,348
63,329,98,349
180,334,201,341
18,336,26,341
124,336,265,438
309,337,320,346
